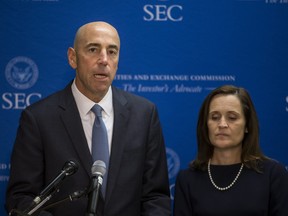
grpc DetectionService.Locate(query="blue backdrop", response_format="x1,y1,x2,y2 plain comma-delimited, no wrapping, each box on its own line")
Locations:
1,0,288,215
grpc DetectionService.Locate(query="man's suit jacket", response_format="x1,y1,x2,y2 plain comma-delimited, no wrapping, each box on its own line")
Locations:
6,82,171,216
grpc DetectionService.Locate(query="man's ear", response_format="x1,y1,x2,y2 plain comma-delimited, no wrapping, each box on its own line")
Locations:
67,47,77,69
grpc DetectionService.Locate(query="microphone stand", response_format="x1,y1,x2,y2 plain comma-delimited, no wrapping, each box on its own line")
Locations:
40,189,88,212
25,192,56,215
9,189,88,216
9,160,79,216
21,188,60,216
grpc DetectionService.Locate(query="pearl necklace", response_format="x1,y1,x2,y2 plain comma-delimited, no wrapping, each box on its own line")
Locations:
208,159,244,191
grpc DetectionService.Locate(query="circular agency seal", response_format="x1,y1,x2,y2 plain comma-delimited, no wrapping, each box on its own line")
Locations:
166,147,180,179
5,56,39,90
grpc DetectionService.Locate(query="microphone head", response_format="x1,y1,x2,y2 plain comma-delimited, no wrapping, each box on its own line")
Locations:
91,160,106,176
62,160,79,176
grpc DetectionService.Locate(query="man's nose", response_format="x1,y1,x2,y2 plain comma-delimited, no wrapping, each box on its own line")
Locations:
98,50,108,65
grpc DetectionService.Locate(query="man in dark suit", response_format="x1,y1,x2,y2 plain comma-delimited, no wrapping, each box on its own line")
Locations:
6,21,171,216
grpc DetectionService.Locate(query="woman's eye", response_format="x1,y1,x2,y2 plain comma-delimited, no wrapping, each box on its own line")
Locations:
211,115,220,121
228,116,237,121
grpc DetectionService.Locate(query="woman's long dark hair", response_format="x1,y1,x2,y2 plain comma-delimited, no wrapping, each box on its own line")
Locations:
190,85,268,172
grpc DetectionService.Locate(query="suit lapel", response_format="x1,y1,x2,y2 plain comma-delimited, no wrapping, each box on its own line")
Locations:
58,83,93,177
105,87,130,204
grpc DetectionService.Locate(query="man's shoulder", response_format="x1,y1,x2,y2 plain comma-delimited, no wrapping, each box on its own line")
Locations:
112,86,155,106
26,82,72,111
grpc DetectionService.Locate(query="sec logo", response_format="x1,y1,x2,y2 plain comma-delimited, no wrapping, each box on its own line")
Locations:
5,56,39,90
166,147,180,179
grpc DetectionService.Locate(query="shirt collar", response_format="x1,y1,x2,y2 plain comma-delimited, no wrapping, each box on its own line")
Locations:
71,79,113,117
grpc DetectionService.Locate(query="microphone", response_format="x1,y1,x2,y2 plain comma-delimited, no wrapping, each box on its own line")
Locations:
86,160,106,216
36,160,78,203
23,160,79,215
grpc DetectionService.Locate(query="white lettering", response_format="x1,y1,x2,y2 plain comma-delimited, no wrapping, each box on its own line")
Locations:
143,5,154,21
170,85,202,93
0,163,8,170
122,84,136,92
2,92,42,110
0,175,9,182
134,74,150,80
138,84,169,92
143,5,183,22
150,75,189,81
190,75,236,81
114,74,133,80
167,5,183,21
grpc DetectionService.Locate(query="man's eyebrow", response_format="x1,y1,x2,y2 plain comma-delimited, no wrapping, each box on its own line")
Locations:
108,44,119,51
86,43,119,51
85,43,101,48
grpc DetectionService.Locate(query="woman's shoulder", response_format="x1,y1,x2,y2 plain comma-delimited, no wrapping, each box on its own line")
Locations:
260,158,288,175
176,166,205,180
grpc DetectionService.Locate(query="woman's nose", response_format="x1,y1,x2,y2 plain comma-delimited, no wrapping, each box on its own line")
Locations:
218,117,228,128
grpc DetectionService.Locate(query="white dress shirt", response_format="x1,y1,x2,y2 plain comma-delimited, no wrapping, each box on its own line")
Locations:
71,79,114,155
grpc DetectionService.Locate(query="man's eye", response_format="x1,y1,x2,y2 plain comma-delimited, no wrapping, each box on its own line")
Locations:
108,49,118,55
89,47,98,53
